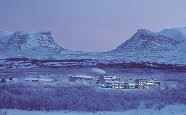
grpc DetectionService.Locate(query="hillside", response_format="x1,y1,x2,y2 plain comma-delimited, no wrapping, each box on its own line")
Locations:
111,28,186,65
1,28,186,69
0,31,66,59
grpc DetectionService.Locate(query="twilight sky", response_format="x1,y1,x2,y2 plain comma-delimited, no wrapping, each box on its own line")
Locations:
0,0,186,52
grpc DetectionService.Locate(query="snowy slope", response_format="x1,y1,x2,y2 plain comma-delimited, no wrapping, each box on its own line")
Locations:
0,31,104,60
111,28,186,65
1,28,186,67
1,105,186,115
0,31,66,59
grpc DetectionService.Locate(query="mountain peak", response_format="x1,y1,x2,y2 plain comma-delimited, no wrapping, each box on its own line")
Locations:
0,31,65,58
136,29,154,34
113,29,158,52
110,27,186,64
0,31,61,49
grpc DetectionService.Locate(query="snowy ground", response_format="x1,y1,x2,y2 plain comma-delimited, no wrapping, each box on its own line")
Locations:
1,67,186,114
1,105,186,115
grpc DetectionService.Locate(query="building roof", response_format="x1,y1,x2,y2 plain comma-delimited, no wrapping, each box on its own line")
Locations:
71,75,93,79
148,80,160,82
104,81,127,84
103,75,119,80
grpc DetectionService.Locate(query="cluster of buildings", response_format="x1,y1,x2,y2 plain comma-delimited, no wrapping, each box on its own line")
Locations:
0,74,161,90
69,74,161,89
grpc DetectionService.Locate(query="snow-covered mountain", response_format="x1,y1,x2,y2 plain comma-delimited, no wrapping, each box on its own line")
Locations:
1,27,186,69
0,31,104,60
111,28,186,65
0,31,66,59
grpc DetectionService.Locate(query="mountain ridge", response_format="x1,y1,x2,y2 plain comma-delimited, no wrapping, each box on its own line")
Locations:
0,31,66,59
111,27,186,65
1,27,186,68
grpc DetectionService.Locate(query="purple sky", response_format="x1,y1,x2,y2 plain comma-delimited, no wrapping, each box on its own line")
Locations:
0,0,186,52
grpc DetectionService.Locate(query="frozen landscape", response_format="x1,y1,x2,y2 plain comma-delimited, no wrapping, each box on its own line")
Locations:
1,27,186,114
1,104,186,115
1,27,186,69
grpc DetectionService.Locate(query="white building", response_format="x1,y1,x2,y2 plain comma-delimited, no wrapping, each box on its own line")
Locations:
97,75,120,84
69,75,94,82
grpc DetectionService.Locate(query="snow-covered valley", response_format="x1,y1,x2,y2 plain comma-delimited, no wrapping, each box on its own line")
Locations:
1,28,186,114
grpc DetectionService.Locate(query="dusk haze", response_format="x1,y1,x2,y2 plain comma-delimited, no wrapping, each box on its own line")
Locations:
0,0,186,52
